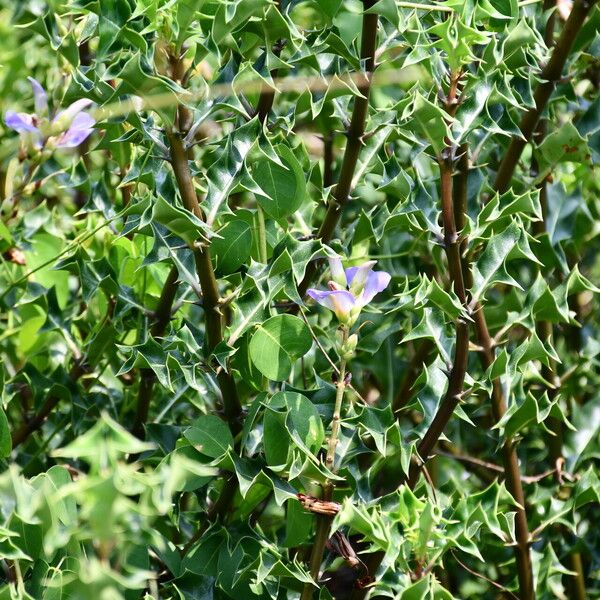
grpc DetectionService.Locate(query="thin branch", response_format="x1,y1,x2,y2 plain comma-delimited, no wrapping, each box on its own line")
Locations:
256,205,268,263
256,23,285,123
181,474,238,555
298,307,367,404
131,265,180,439
323,133,334,189
530,7,586,596
351,68,472,600
460,4,597,593
407,70,470,487
300,331,350,600
451,551,520,600
407,171,469,486
530,0,565,473
436,448,564,484
456,6,600,596
470,309,534,600
180,32,294,547
296,6,380,595
568,552,588,600
392,340,434,415
0,218,117,302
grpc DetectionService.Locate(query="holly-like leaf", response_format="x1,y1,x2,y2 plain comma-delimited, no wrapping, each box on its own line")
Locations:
152,195,210,245
470,220,522,302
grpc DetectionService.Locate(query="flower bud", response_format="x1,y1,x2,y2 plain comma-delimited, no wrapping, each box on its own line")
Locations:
337,331,358,359
348,305,361,327
343,333,359,359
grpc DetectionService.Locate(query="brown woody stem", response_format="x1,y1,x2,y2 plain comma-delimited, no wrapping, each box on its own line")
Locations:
255,0,283,123
471,309,534,599
351,71,472,600
405,68,470,484
167,128,243,435
532,7,586,593
407,153,470,487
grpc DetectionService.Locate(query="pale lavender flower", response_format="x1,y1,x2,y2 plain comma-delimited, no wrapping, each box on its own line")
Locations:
307,256,391,325
5,78,95,150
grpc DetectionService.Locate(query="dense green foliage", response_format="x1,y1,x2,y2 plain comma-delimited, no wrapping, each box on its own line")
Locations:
0,0,599,598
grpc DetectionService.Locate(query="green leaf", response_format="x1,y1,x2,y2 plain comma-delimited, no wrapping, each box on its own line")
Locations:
270,391,325,457
118,337,174,390
177,0,207,39
284,498,313,547
0,408,11,458
114,52,173,96
536,123,591,174
416,275,465,320
248,315,312,381
263,407,290,467
184,415,234,459
152,196,210,245
249,145,306,220
53,412,155,463
402,308,453,364
500,19,540,71
400,577,429,599
470,220,521,302
205,119,259,225
428,16,490,71
493,391,561,438
404,92,451,156
333,498,391,551
317,0,343,19
211,218,253,274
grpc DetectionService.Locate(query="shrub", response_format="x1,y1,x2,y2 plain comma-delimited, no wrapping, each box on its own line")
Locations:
0,0,598,598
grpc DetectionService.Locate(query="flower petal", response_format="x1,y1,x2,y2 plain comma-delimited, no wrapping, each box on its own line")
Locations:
54,123,94,148
328,255,347,287
68,111,96,131
307,288,356,321
5,111,39,133
357,270,391,306
344,267,357,283
347,260,377,294
52,98,93,127
27,77,48,115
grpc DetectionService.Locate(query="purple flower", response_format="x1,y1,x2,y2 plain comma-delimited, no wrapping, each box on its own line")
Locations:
4,78,95,150
307,257,391,325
